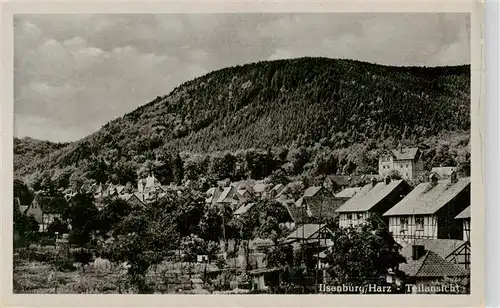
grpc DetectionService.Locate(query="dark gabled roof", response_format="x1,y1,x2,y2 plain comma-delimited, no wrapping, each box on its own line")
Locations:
205,187,222,203
455,206,471,219
325,175,351,186
308,197,346,221
390,147,420,160
335,179,407,213
234,203,256,215
286,204,311,224
399,250,468,278
335,187,362,198
216,187,236,203
401,239,467,260
383,177,470,216
303,186,322,197
270,183,285,192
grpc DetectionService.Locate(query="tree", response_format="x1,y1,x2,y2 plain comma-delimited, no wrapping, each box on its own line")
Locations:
198,203,232,245
209,152,236,181
269,169,290,185
95,196,133,237
14,179,34,205
105,205,180,293
14,209,40,246
180,234,219,263
63,192,99,247
387,170,402,180
47,217,69,235
324,216,405,289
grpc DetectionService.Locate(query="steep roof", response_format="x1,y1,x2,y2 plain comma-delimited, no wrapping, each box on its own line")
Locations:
455,206,471,219
253,183,269,193
216,187,236,203
325,175,351,186
206,187,216,195
399,246,468,278
294,186,323,207
402,239,467,260
205,187,222,203
335,187,362,198
304,186,322,197
431,167,458,178
234,203,256,216
275,181,303,199
232,180,256,190
25,203,43,224
270,184,285,193
390,147,420,160
285,204,311,224
383,177,470,216
308,198,345,221
336,179,407,213
119,193,132,201
115,185,125,194
285,224,327,241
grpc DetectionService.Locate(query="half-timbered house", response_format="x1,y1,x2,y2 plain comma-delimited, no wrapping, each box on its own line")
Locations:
383,173,470,244
335,177,412,228
455,206,471,242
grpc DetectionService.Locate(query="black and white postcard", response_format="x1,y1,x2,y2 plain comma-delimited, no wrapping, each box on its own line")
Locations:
1,1,485,307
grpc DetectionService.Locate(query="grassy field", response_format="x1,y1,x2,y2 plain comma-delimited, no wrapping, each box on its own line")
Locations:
13,249,244,294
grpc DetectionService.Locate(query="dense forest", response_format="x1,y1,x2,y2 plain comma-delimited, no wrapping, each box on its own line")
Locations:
14,57,471,190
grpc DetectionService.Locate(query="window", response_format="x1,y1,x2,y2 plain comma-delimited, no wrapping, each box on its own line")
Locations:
415,216,424,230
400,217,409,230
357,213,363,220
406,164,408,168
347,213,352,220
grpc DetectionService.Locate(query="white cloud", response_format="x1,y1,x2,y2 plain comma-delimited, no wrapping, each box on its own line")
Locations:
14,13,470,142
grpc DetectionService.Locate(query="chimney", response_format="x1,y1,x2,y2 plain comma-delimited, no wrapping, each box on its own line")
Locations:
371,177,377,187
429,173,438,185
384,175,391,185
412,245,426,260
450,170,458,184
399,144,403,153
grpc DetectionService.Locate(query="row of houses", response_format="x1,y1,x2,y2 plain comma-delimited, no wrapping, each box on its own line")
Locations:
15,146,470,293
271,169,470,293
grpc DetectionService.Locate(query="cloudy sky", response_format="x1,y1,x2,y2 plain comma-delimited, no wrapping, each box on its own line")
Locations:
14,13,470,142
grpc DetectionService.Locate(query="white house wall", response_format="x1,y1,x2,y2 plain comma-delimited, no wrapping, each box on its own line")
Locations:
338,212,371,228
388,215,438,243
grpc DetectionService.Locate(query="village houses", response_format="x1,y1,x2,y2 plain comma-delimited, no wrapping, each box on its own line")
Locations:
382,172,470,245
19,193,64,232
335,177,412,228
288,186,348,224
455,206,471,242
387,240,469,292
378,146,424,180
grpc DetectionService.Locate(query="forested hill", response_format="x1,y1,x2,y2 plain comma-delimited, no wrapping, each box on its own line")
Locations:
14,137,69,171
14,57,471,186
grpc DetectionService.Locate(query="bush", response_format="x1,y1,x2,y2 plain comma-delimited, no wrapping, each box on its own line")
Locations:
71,248,93,265
33,250,57,263
56,257,76,272
39,236,56,247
